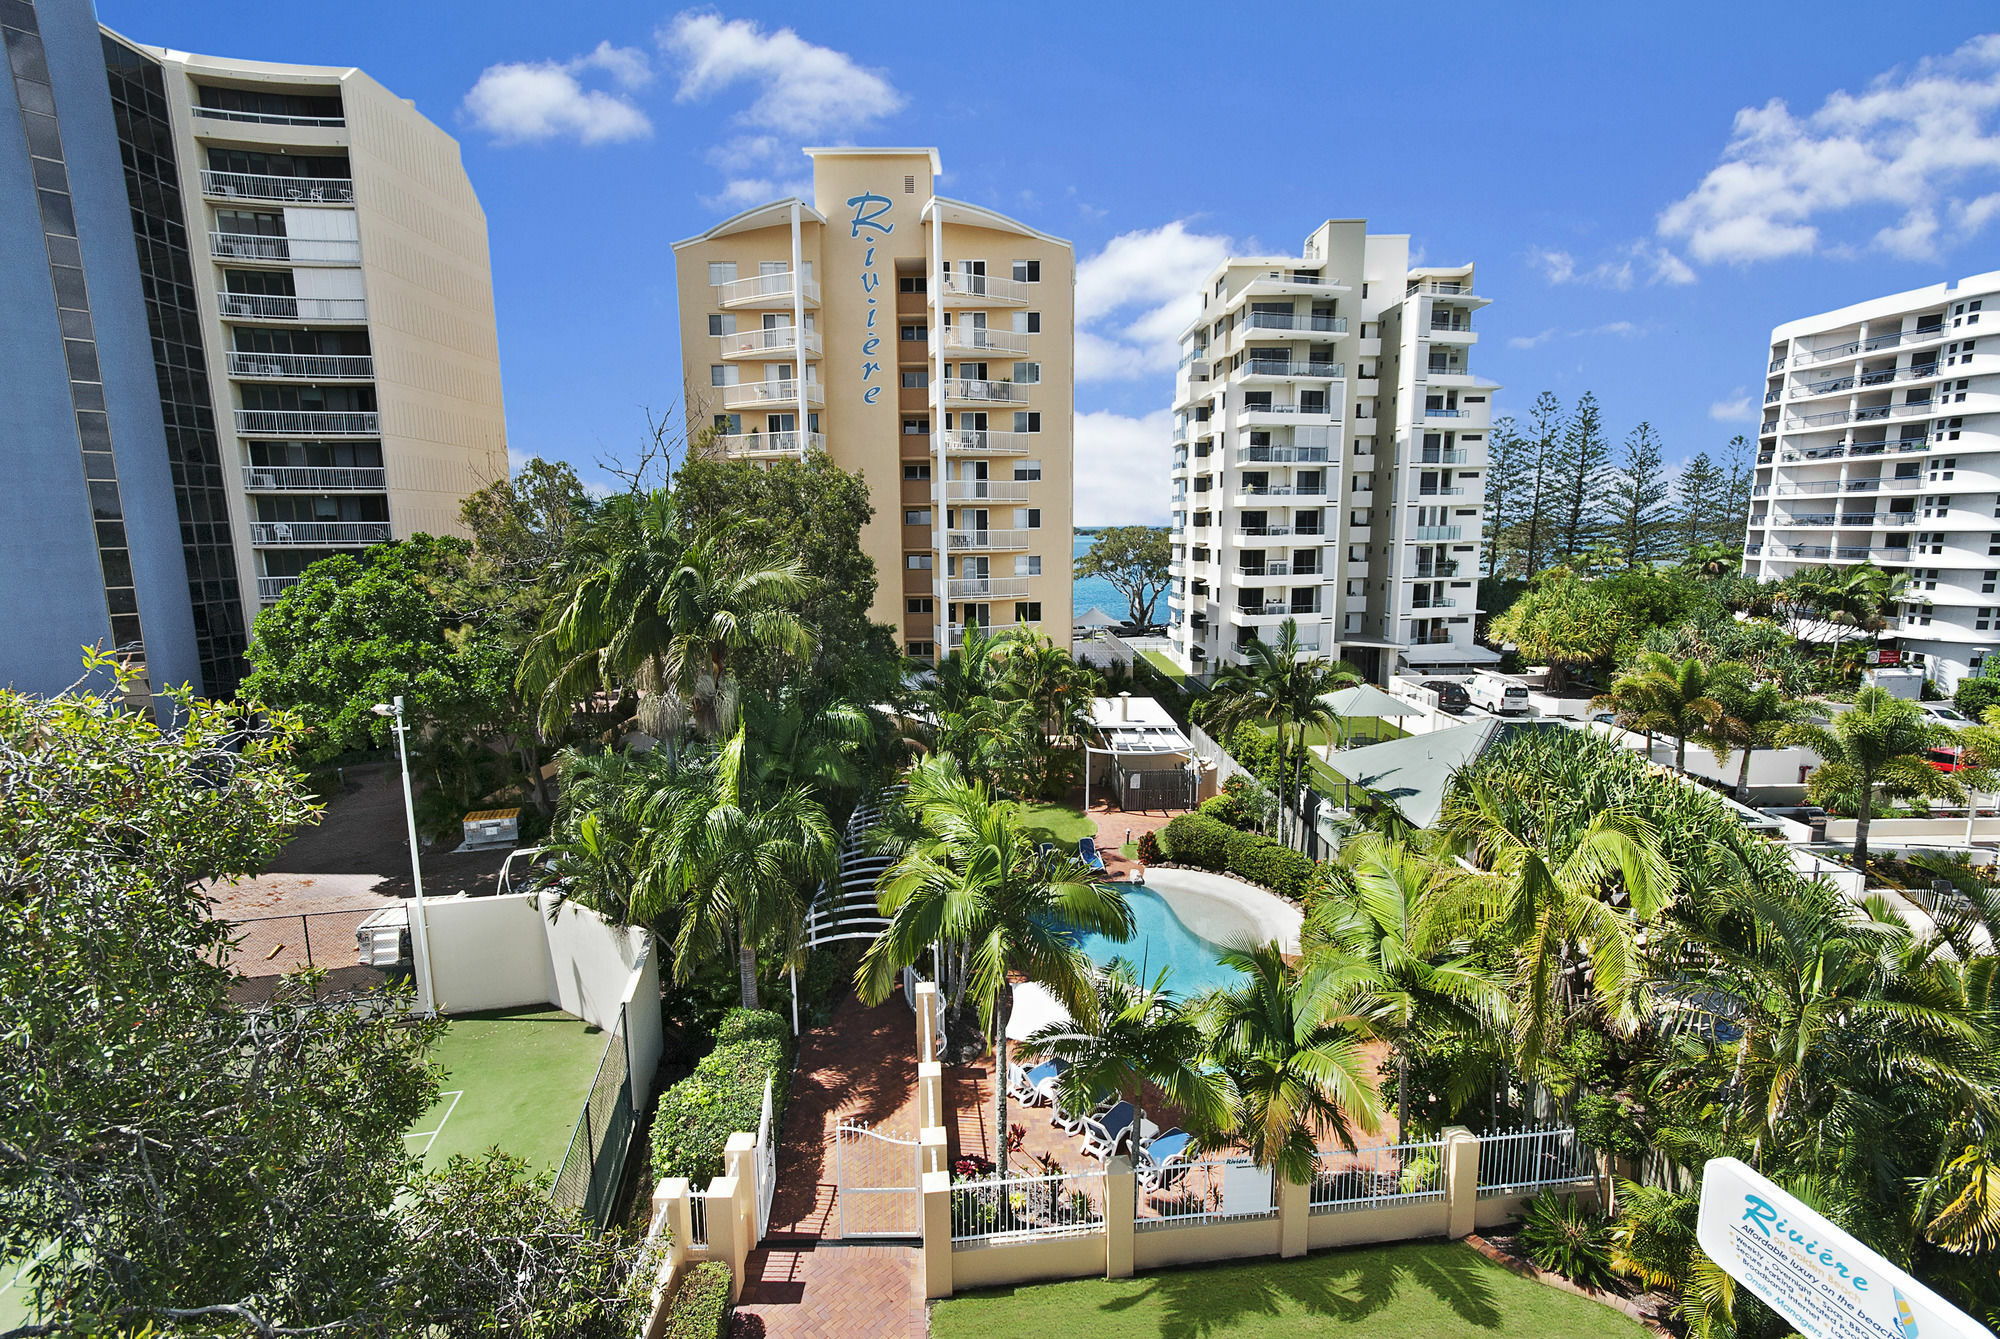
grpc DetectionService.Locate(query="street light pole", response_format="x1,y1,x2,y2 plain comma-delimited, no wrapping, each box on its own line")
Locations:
375,695,435,1014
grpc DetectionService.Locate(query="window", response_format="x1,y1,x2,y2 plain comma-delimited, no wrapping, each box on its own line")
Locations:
1014,460,1042,481
1980,609,1996,633
1012,260,1041,283
903,463,932,480
707,261,737,285
707,313,734,335
905,508,932,526
1014,555,1042,576
901,370,929,388
903,417,930,435
1014,311,1041,334
907,640,934,659
709,364,728,386
1215,277,1226,297
1015,508,1042,529
1015,602,1043,623
907,597,933,614
906,554,933,569
1013,411,1041,432
898,275,926,293
900,324,926,341
712,413,741,434
1012,362,1041,384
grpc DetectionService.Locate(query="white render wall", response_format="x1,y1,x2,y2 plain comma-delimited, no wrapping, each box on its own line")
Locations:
1745,270,2000,690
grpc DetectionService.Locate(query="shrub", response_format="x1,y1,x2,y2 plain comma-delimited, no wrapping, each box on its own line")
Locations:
662,1260,731,1339
1135,830,1161,863
714,1007,790,1050
1520,1192,1615,1290
1957,676,2000,723
651,1035,787,1183
1158,813,1232,869
1225,830,1317,902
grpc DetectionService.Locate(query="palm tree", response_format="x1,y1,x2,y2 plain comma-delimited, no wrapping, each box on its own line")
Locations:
1019,964,1233,1165
994,630,1101,798
1777,685,1963,872
1195,941,1384,1184
912,623,1034,790
1700,662,1802,798
1591,652,1722,775
1307,835,1505,1132
1781,562,1907,646
1199,619,1360,846
630,727,839,1009
856,756,1133,1176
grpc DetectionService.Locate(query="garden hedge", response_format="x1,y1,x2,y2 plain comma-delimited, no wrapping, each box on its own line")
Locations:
651,1009,789,1184
1156,813,1318,903
662,1259,731,1339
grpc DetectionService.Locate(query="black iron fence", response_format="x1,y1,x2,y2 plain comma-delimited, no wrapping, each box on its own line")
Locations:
221,908,400,1004
550,1016,635,1229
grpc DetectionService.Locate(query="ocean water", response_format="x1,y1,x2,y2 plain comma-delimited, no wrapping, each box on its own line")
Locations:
1072,532,1132,622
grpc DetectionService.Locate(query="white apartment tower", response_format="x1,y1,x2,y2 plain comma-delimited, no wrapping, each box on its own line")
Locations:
1166,221,1499,683
1745,271,2000,689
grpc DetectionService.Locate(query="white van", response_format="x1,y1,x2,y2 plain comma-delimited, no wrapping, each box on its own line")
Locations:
1469,673,1531,716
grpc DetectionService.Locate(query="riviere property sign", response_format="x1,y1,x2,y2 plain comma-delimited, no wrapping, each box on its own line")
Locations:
1697,1158,1993,1339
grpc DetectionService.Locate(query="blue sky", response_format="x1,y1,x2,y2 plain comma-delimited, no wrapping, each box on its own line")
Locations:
102,1,2000,526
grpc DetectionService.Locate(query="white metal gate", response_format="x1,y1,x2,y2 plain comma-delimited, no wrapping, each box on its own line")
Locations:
754,1076,777,1239
835,1119,922,1238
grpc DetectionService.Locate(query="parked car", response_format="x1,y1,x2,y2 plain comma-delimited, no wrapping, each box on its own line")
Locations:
1928,743,1975,773
1421,679,1470,713
1469,673,1531,716
1919,702,1975,729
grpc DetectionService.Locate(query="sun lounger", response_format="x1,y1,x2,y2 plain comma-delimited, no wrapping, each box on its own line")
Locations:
1051,1089,1114,1134
1078,836,1106,871
1079,1100,1136,1161
1137,1127,1197,1192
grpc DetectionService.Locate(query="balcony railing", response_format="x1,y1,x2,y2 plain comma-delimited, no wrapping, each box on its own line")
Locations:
256,575,301,602
1420,449,1471,464
947,621,1021,646
938,430,1031,455
209,231,362,264
1243,311,1347,335
1415,561,1460,578
249,520,391,545
1427,364,1469,377
201,170,353,204
226,351,374,380
715,326,821,358
195,105,344,128
1411,596,1457,610
946,529,1030,551
947,577,1030,598
715,430,822,456
235,409,378,435
1239,403,1338,419
1801,327,1945,362
1238,446,1330,464
1242,359,1345,379
1408,631,1455,646
1429,318,1474,333
1414,525,1461,541
1861,363,1943,388
939,271,1031,305
241,465,385,491
1237,526,1310,539
714,270,820,307
945,481,1031,502
1419,486,1466,497
217,291,367,322
1239,562,1294,577
941,378,1030,403
719,378,823,410
938,327,1029,356
1410,280,1470,296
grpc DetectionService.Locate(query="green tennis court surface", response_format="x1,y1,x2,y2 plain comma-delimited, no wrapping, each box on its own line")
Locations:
406,1007,608,1174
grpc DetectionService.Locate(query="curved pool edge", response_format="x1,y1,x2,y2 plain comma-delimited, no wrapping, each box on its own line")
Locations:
1137,868,1303,957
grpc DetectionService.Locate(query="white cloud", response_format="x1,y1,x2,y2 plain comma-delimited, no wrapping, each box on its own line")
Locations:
1074,222,1236,382
1075,409,1174,526
1709,390,1759,422
461,43,654,145
1506,322,1645,351
1528,240,1695,290
1659,34,2000,265
1508,329,1557,350
659,11,902,202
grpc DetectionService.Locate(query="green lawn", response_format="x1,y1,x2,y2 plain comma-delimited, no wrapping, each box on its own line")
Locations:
1015,801,1098,849
407,1007,609,1174
930,1241,1649,1339
1140,650,1188,681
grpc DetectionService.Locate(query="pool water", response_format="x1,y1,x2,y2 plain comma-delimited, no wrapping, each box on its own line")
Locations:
1071,886,1246,997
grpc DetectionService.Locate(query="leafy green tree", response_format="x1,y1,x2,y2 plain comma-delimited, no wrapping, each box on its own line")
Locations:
1517,392,1566,577
1555,391,1611,560
1716,434,1755,549
1592,651,1723,774
1606,422,1671,570
1779,685,1964,870
1195,942,1384,1183
1481,414,1528,578
857,756,1132,1177
1670,451,1723,564
1777,562,1907,647
1702,663,1803,796
457,456,601,620
1074,526,1172,627
1487,568,1633,691
995,630,1102,798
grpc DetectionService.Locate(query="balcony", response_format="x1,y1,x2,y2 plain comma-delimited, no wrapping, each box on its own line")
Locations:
1241,272,1343,297
938,327,1028,357
201,170,354,204
1236,525,1313,539
249,520,391,545
1419,486,1466,497
1861,363,1945,388
716,430,822,457
1780,513,1838,526
945,480,1031,502
194,105,345,128
947,621,1021,646
217,291,367,322
1420,449,1471,464
1411,596,1457,611
1415,561,1460,579
1413,525,1461,541
938,429,1032,456
715,326,821,358
946,528,1030,551
209,231,361,264
1410,280,1475,297
242,466,385,491
1242,311,1347,336
1429,318,1475,334
941,377,1030,404
1426,364,1471,379
947,577,1030,599
234,409,378,435
256,575,300,602
1239,403,1339,425
1237,445,1330,464
719,378,824,410
226,351,373,380
1799,326,1946,363
1239,359,1345,379
1407,631,1455,646
1239,562,1295,577
1425,408,1470,419
714,270,821,309
1232,602,1319,623
938,271,1031,307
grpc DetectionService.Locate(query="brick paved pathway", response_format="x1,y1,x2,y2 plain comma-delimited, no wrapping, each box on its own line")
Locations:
734,1243,925,1339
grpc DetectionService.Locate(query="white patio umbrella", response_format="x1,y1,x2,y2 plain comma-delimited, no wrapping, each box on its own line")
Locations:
1005,981,1073,1042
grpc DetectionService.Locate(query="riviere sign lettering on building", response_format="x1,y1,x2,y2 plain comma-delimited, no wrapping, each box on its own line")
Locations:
846,191,893,405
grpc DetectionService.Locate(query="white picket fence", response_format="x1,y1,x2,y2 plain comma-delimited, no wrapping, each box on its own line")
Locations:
950,1167,1107,1243
1476,1126,1593,1198
753,1075,777,1238
1309,1137,1448,1213
1134,1156,1276,1230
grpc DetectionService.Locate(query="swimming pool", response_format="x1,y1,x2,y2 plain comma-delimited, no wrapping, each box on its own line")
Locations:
1071,885,1246,997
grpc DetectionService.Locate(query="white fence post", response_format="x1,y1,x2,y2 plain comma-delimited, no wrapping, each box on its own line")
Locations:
1444,1127,1479,1239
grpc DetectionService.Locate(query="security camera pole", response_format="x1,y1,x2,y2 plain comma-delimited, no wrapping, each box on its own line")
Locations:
373,696,435,1013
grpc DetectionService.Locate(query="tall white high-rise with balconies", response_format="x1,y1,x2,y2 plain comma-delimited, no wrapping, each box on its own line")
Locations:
1165,220,1499,684
1745,272,2000,690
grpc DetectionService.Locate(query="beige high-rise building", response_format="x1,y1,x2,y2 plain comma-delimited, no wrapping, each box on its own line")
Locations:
115,33,508,675
672,147,1075,658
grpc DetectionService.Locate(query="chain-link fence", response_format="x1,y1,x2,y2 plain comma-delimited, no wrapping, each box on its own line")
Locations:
550,1016,634,1229
222,909,400,1004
